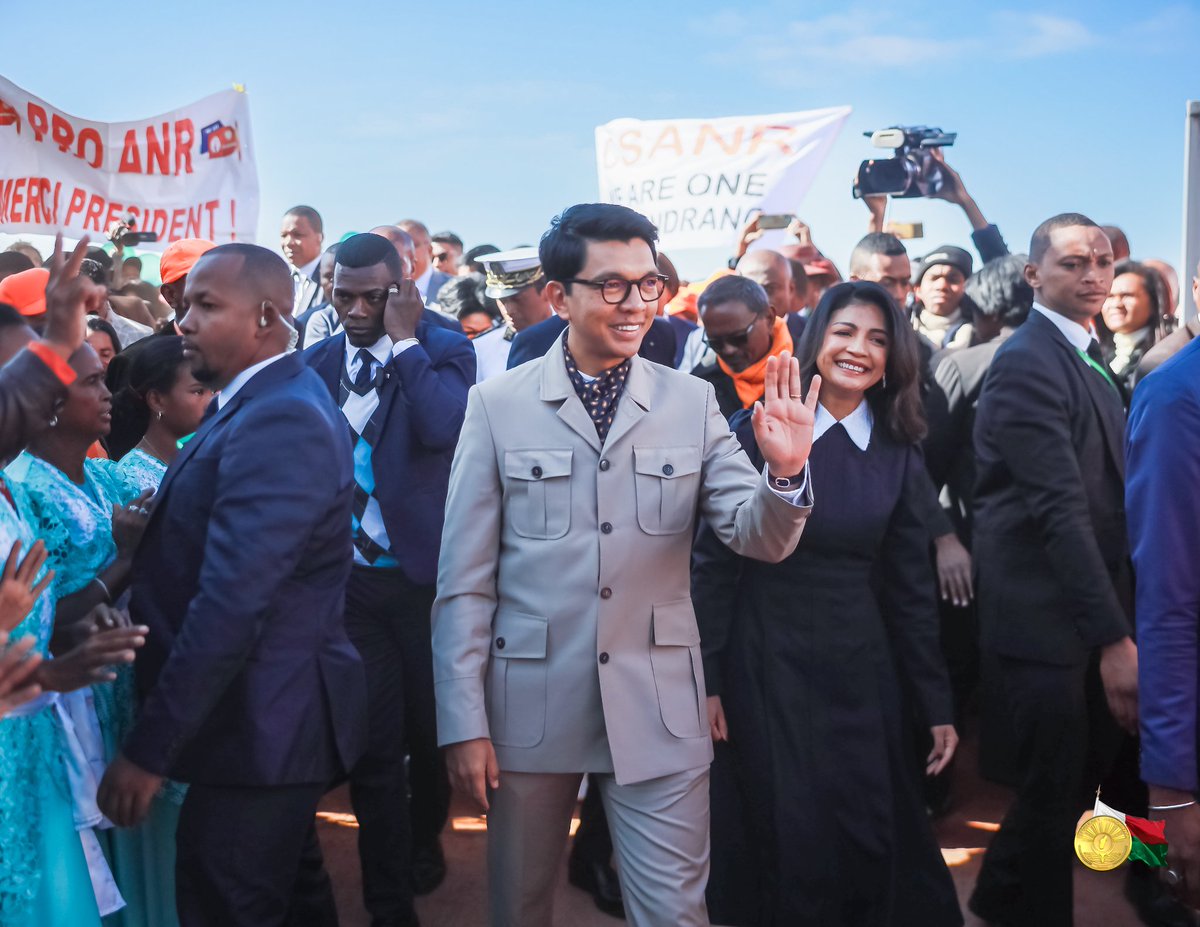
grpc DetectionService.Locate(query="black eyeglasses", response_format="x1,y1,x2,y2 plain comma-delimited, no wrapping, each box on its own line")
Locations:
704,317,763,352
565,274,668,305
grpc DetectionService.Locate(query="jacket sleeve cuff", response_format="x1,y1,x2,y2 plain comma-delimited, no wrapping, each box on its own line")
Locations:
25,341,76,385
435,676,491,746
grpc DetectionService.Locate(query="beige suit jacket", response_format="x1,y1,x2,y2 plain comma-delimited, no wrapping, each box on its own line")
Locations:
432,334,812,785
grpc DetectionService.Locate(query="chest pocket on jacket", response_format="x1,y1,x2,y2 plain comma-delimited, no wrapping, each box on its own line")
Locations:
504,449,573,540
633,446,702,536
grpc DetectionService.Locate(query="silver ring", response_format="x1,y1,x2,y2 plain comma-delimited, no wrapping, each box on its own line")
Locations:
1165,868,1182,887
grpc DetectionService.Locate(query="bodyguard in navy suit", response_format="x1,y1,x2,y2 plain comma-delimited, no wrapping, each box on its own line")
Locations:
97,243,367,926
304,233,474,926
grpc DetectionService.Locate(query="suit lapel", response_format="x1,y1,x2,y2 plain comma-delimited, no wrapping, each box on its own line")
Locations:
599,356,652,451
540,332,601,453
150,395,241,515
1038,317,1126,475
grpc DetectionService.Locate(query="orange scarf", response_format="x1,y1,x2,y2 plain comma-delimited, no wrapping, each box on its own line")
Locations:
717,316,794,409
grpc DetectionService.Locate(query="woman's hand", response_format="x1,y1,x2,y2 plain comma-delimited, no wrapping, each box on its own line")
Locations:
111,490,154,559
707,695,729,742
36,623,147,693
926,724,958,776
934,533,973,607
0,540,53,633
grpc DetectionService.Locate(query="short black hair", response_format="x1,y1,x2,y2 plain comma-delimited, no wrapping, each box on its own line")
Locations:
540,203,658,285
431,231,463,249
463,244,500,274
1029,212,1099,264
86,316,123,353
0,251,34,281
284,205,323,234
0,302,26,329
79,258,109,286
697,275,769,318
335,232,405,281
201,243,294,307
437,274,501,323
965,254,1033,328
849,232,908,276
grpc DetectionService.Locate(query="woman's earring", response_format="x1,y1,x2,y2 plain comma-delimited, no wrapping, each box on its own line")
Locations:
157,411,163,420
882,373,888,390
47,414,57,428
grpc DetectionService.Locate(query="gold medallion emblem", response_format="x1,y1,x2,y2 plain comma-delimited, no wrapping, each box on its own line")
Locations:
1075,814,1132,871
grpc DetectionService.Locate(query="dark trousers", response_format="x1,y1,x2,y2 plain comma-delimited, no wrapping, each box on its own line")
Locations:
176,782,335,927
571,778,612,865
972,654,1126,927
344,566,447,924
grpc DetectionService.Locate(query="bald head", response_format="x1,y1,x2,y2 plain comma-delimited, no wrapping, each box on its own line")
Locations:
396,219,432,279
198,243,295,309
737,249,796,315
369,225,416,278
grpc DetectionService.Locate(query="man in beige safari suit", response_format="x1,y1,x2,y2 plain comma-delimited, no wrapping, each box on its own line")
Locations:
432,203,822,927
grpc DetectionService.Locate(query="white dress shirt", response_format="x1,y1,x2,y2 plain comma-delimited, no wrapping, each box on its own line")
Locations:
813,399,874,451
1032,302,1093,352
217,353,289,409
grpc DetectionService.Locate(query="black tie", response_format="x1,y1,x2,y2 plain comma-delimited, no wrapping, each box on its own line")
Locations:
1085,339,1127,404
350,350,376,396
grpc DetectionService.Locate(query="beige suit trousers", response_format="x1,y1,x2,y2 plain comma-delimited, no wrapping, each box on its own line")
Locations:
486,766,710,927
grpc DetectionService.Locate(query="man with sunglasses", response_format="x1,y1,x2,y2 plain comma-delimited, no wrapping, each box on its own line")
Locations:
690,275,792,420
304,232,475,927
432,203,821,927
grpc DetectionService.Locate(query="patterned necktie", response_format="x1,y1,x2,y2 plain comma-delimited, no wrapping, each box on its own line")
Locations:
562,338,631,444
350,349,376,396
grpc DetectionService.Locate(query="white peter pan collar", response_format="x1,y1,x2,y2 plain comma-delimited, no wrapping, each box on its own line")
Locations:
814,400,874,452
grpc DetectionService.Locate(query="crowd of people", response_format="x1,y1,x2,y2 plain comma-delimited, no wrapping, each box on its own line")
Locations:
0,152,1196,927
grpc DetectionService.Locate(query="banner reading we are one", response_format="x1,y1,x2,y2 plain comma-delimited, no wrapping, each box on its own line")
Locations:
596,106,851,251
0,76,259,246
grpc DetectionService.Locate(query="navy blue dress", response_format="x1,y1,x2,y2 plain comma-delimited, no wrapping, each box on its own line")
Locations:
693,415,962,927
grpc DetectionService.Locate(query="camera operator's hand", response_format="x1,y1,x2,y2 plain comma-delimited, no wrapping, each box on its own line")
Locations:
41,234,106,362
928,149,988,231
733,215,764,262
863,195,888,234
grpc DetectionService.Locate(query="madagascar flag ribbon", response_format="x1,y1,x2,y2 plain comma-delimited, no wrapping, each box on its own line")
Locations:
1095,798,1169,868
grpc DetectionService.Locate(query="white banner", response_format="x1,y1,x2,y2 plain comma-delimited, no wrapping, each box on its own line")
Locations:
596,106,851,251
0,76,259,247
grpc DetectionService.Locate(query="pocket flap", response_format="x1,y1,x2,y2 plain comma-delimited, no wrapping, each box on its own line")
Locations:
504,449,573,481
652,598,700,646
634,446,701,480
491,610,549,658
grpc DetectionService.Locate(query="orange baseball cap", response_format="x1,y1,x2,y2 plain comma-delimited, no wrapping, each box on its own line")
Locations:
160,239,216,285
0,268,49,316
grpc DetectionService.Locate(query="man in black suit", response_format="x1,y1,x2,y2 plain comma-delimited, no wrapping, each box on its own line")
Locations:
98,243,368,927
304,233,475,924
968,215,1138,927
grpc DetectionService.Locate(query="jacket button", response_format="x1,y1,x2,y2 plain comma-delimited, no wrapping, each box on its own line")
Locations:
600,587,612,599
599,652,609,664
599,459,610,472
662,463,674,476
495,637,506,650
531,465,543,478
601,522,613,534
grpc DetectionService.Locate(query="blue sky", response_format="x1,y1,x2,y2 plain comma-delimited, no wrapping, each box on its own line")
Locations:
3,0,1198,280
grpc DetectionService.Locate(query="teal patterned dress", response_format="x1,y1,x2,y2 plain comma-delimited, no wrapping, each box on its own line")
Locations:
5,453,180,927
115,449,166,498
0,482,105,927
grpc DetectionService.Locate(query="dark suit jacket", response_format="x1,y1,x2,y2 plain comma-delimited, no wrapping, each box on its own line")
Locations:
666,314,697,368
426,269,454,305
0,348,68,466
506,314,678,370
124,353,367,786
972,310,1132,665
689,361,743,420
303,321,475,585
422,306,463,333
1126,335,1200,790
923,327,1015,539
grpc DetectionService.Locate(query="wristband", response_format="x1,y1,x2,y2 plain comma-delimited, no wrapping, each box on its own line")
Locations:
1149,801,1196,812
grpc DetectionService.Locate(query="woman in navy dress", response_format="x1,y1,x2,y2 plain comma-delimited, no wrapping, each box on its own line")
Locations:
695,281,962,926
